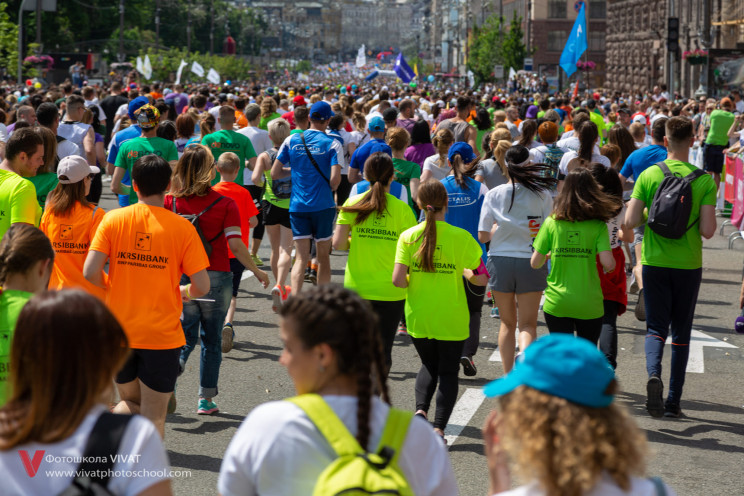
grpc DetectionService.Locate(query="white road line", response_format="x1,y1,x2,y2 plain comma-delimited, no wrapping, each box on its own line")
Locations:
241,271,255,281
444,388,486,446
665,329,738,373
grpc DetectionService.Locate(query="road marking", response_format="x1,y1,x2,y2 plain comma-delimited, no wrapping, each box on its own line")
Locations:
241,271,254,281
444,388,486,446
666,329,738,373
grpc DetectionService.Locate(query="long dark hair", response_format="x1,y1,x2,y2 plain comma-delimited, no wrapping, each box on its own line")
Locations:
0,224,54,285
552,167,622,222
578,121,599,162
474,107,492,131
504,145,556,212
46,181,91,217
414,180,448,272
517,119,538,148
279,285,389,450
410,119,432,145
606,125,636,169
589,163,624,217
338,153,394,225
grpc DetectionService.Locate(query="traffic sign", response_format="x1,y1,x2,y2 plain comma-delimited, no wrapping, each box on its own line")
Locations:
524,58,533,71
494,65,504,78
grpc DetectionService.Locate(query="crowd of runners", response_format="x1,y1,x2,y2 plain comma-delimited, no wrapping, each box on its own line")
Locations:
0,74,738,495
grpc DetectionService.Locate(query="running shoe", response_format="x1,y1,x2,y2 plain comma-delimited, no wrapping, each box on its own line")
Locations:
490,307,500,318
304,267,313,283
460,356,477,377
167,390,177,414
251,254,263,267
397,322,408,336
664,402,682,418
271,285,283,313
222,323,234,353
628,274,639,294
308,269,318,285
635,289,646,322
197,399,219,415
646,375,664,418
282,285,292,302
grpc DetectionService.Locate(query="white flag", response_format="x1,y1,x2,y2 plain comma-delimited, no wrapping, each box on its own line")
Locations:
175,59,188,85
508,67,517,80
191,61,205,77
206,68,220,85
355,44,366,68
136,56,145,76
143,55,153,80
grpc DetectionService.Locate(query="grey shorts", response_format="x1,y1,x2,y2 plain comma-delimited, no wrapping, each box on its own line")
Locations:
487,256,548,294
631,224,645,249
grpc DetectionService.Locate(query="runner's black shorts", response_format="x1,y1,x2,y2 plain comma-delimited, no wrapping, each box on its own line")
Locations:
262,200,291,229
703,143,726,174
116,348,181,393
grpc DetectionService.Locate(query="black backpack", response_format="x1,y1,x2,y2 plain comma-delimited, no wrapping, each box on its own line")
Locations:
171,196,224,257
647,162,705,239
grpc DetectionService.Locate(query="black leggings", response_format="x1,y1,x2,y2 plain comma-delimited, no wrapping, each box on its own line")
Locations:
246,185,265,240
544,311,603,345
599,300,620,369
368,299,405,375
411,337,465,430
463,277,485,357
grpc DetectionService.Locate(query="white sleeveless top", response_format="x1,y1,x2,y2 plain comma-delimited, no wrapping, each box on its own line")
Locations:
57,121,91,157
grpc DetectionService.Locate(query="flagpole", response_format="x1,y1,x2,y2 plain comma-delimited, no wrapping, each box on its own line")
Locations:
584,1,589,93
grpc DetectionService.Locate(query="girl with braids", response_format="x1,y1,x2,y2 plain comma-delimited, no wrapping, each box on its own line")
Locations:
393,180,486,442
557,121,611,190
218,285,456,496
0,224,54,407
478,146,556,373
333,153,416,374
531,168,620,344
421,128,455,182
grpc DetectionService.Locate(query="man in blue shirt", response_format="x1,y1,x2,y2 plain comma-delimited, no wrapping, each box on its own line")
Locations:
348,116,391,184
106,96,149,207
271,101,342,294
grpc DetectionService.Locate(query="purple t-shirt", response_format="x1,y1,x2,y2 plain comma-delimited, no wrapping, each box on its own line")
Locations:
397,118,417,134
405,143,436,169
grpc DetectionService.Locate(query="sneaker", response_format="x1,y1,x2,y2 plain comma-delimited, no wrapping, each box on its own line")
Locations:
282,285,291,302
397,322,408,336
635,289,646,322
664,402,682,418
197,399,219,415
251,254,263,267
628,274,639,294
303,267,313,283
222,323,234,353
308,269,318,285
646,375,664,418
271,285,283,313
167,391,177,414
460,356,477,376
490,307,500,318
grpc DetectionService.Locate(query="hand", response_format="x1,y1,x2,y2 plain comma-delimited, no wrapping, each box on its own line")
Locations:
253,269,270,289
483,410,510,494
180,284,192,303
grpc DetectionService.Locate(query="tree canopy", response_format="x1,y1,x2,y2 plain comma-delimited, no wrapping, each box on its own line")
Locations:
467,12,530,85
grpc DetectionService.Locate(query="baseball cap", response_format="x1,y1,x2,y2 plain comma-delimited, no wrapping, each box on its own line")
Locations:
128,96,150,119
447,142,477,164
293,95,307,106
484,334,615,408
632,113,647,124
134,104,160,130
368,116,385,132
57,155,100,184
617,107,631,115
309,101,333,121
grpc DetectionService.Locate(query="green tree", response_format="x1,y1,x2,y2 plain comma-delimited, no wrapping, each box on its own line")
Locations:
0,2,18,79
467,11,531,85
501,12,529,76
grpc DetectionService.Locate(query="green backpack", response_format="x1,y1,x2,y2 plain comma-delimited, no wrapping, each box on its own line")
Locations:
287,394,415,496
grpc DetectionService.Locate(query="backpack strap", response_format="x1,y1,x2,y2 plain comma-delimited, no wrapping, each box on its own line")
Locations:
655,161,672,176
91,205,99,219
657,161,706,183
300,132,331,187
287,394,363,456
376,408,413,466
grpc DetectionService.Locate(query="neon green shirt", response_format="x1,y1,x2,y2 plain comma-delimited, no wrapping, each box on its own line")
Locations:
589,110,606,140
392,158,421,211
259,112,282,131
705,109,735,146
395,221,482,340
115,136,178,205
0,169,41,240
631,159,717,269
27,172,59,209
533,216,611,320
0,289,32,407
202,130,257,185
338,193,416,301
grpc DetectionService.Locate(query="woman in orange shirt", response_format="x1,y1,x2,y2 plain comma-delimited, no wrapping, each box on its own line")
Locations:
40,156,106,300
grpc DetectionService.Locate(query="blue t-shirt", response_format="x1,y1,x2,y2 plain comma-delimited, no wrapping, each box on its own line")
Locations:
276,130,341,213
107,124,142,207
442,175,488,261
620,144,668,181
355,180,407,201
349,138,392,174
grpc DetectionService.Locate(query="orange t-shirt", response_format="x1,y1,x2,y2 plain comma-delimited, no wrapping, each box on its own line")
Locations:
150,92,164,100
89,203,210,350
235,110,248,129
212,181,259,257
41,202,107,301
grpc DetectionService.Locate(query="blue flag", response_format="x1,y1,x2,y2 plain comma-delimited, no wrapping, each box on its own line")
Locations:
559,3,587,77
394,53,416,83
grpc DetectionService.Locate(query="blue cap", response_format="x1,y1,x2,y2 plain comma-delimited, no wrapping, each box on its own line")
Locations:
128,96,150,119
368,116,385,132
309,101,333,121
483,334,615,408
447,142,477,164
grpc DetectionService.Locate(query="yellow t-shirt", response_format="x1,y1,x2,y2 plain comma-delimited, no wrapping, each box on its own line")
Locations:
0,169,41,240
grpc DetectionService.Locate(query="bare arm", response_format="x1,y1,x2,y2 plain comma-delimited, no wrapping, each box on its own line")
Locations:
271,158,290,180
531,250,547,269
251,153,268,186
181,268,210,301
474,174,485,184
332,223,351,251
409,177,420,203
246,156,257,172
348,167,362,184
624,198,646,230
466,126,477,152
83,250,108,288
598,250,616,273
228,237,270,288
330,165,341,191
95,142,106,169
111,166,128,195
420,169,432,183
478,230,492,244
699,204,717,239
392,263,409,288
83,127,96,166
618,223,635,243
464,268,488,286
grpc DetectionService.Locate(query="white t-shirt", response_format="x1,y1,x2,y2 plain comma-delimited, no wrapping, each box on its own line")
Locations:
0,405,169,496
84,99,106,122
479,183,553,258
349,130,371,150
422,154,452,181
558,150,611,176
238,126,275,185
57,138,80,160
495,473,676,496
218,395,457,496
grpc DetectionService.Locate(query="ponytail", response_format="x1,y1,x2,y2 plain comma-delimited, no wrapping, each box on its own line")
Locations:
504,145,556,212
450,154,478,188
338,153,393,225
578,121,599,162
432,128,454,165
413,180,448,272
0,224,54,286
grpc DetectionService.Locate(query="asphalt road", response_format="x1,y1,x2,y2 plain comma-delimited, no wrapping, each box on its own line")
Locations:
98,187,744,495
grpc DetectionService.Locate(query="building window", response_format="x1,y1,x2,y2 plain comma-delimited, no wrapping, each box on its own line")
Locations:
547,30,568,51
589,0,606,19
589,32,605,51
548,0,566,18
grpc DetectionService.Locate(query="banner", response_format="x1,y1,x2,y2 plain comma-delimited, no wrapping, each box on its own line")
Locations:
394,53,415,83
191,61,205,77
207,68,221,85
143,55,153,80
175,59,188,85
559,3,587,77
356,44,366,68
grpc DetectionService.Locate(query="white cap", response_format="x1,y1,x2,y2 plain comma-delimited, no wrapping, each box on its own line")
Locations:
650,114,669,125
632,114,646,124
57,155,100,184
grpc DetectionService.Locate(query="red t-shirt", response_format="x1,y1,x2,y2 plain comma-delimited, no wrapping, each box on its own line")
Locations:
212,181,259,257
282,110,296,129
165,189,241,272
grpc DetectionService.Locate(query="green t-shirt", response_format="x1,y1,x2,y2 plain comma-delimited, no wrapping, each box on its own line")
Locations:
27,172,59,209
533,216,611,320
0,289,32,407
202,129,257,186
395,221,482,340
392,158,421,211
0,169,41,240
338,193,416,301
115,136,178,205
290,129,304,135
259,112,282,131
589,110,606,140
705,109,735,146
630,159,717,269
476,127,494,155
